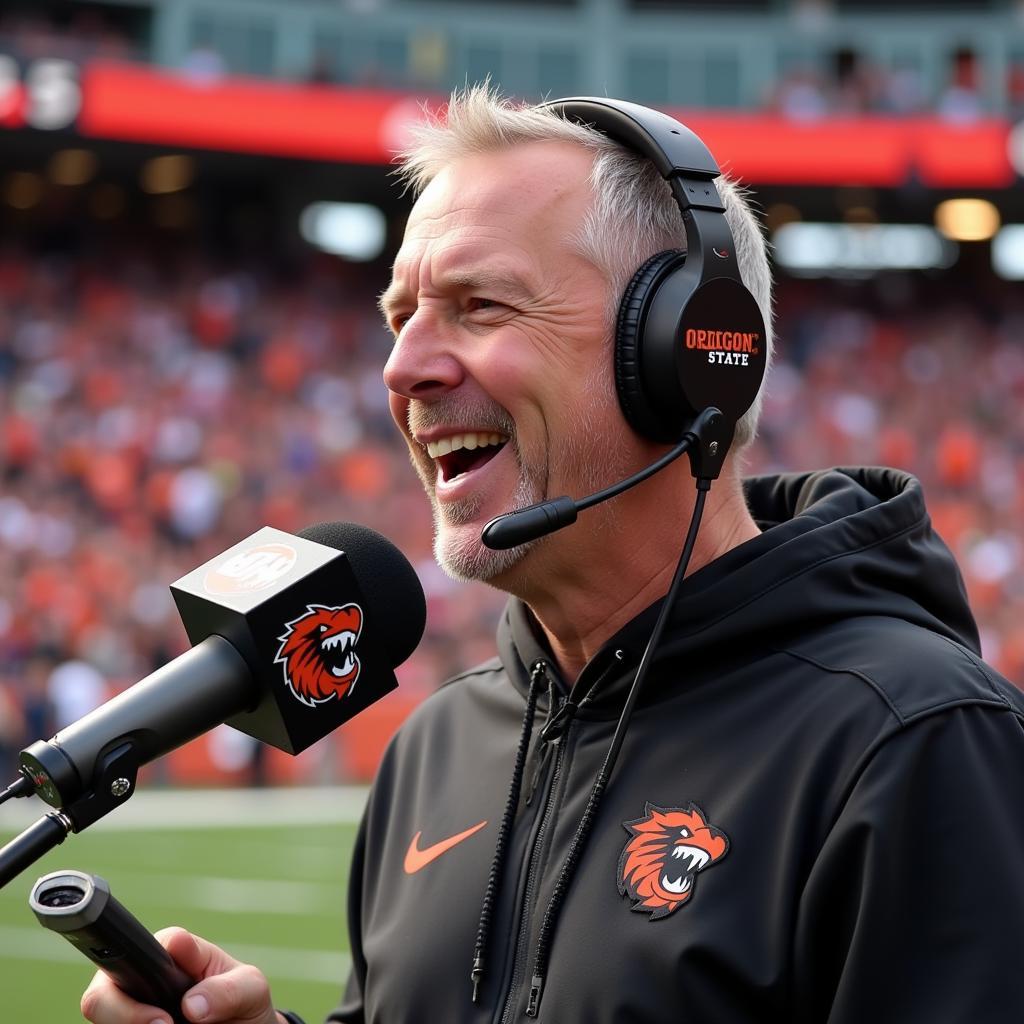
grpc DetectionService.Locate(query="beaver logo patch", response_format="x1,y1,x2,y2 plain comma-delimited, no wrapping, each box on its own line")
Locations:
617,803,729,920
275,604,363,707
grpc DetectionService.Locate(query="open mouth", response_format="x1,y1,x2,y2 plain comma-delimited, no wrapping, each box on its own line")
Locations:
426,431,508,484
321,631,358,677
661,844,710,895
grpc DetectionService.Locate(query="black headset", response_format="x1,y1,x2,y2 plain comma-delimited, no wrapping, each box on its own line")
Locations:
541,98,768,455
482,98,769,550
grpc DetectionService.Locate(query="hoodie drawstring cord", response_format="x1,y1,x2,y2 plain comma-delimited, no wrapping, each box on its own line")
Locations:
471,659,548,1003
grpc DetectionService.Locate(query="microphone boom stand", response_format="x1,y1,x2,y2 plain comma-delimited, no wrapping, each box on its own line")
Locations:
0,739,141,890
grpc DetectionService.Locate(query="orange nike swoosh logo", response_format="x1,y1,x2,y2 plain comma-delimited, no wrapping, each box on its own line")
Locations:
404,820,488,874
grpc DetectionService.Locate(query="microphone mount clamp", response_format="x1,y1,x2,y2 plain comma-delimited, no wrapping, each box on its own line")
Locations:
0,740,142,891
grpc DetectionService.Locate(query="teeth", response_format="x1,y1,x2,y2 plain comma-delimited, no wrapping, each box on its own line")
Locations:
670,845,710,873
661,874,693,895
321,631,357,653
425,432,508,459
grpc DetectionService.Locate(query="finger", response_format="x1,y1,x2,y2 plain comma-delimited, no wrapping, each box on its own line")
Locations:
80,968,173,1024
155,927,240,980
180,963,274,1023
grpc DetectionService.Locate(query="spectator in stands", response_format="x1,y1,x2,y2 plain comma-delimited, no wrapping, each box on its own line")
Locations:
180,36,227,84
47,654,105,731
937,45,985,122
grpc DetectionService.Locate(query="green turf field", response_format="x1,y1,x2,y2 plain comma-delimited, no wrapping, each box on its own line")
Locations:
0,789,362,1024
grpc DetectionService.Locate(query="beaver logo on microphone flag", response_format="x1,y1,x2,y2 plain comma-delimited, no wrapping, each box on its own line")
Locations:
274,604,363,707
618,803,729,920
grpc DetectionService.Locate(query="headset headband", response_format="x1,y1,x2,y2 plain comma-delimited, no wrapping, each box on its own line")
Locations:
537,96,768,463
541,97,721,183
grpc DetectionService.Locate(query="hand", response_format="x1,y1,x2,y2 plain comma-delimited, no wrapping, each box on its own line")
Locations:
81,927,285,1024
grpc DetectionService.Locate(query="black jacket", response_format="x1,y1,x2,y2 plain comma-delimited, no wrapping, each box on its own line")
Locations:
329,468,1024,1023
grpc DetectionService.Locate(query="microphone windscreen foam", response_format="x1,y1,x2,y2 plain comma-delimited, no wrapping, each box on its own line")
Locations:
298,522,426,668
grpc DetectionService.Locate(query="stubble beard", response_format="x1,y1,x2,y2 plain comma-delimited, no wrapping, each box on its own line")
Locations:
429,444,546,584
405,362,632,587
405,396,542,584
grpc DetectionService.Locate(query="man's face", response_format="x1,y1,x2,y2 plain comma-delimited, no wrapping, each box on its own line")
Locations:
381,141,638,584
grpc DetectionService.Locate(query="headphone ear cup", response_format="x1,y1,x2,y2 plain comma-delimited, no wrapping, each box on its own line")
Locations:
615,249,687,441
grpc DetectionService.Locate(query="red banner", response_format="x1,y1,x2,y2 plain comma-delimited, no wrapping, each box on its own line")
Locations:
78,62,424,163
679,113,1014,188
2,59,1016,188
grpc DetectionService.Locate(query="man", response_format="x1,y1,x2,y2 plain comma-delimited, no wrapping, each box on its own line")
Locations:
83,88,1024,1024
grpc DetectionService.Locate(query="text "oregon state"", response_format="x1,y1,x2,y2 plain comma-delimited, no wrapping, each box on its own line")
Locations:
685,328,760,366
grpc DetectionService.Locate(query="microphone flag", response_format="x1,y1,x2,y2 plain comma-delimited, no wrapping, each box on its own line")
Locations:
170,525,397,755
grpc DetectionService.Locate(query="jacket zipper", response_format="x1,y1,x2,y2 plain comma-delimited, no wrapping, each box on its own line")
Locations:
496,725,571,1024
491,650,623,1021
525,684,560,808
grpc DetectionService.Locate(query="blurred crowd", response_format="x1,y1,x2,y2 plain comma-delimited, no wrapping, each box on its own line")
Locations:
1,244,1022,782
3,8,1024,118
0,244,505,780
0,10,139,67
768,45,1024,121
756,275,1024,684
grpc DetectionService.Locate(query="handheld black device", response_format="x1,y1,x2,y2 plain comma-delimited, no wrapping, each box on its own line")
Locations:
30,869,192,1024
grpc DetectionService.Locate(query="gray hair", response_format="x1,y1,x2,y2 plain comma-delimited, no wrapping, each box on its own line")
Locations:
396,84,773,450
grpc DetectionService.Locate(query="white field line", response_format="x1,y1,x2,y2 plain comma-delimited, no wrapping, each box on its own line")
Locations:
1,786,369,831
92,870,340,916
0,925,351,984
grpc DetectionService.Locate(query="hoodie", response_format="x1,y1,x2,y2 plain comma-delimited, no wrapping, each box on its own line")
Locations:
327,468,1024,1024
